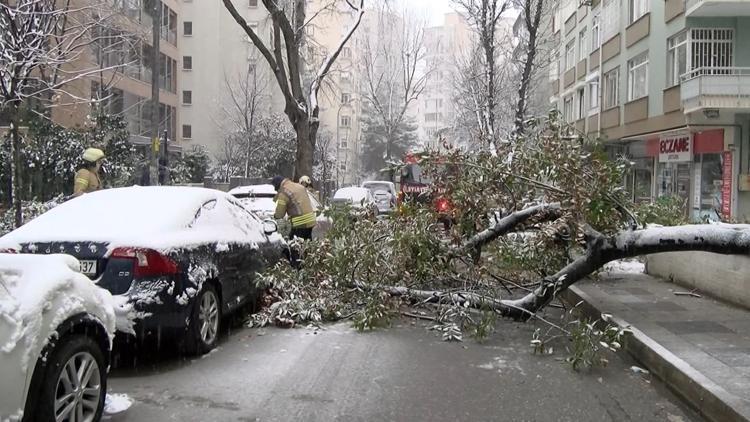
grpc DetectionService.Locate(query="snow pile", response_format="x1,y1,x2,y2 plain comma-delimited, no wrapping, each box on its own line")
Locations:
0,186,279,252
104,393,133,415
0,254,116,373
228,184,276,196
602,259,645,274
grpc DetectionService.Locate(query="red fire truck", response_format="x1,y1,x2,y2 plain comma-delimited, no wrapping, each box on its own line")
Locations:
397,153,453,226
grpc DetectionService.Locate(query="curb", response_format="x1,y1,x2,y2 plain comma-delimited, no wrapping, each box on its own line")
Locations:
561,285,750,422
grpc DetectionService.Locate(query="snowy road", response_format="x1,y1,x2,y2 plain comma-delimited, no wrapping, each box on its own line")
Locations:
106,317,701,422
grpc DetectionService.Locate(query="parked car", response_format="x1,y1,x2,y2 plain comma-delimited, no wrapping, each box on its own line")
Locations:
0,186,287,355
362,181,396,214
229,184,332,239
331,187,379,218
0,253,116,422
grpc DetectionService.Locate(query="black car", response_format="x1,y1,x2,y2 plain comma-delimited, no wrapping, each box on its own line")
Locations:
0,186,287,354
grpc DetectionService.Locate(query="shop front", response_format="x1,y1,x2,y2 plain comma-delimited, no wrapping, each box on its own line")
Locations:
620,129,732,222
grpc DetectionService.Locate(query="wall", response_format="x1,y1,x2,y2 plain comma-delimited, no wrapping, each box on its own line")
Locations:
646,252,750,309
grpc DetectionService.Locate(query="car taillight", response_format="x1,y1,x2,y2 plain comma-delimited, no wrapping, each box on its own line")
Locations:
0,248,17,254
110,247,179,278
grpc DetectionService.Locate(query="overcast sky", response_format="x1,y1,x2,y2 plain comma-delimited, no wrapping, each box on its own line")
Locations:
409,0,458,25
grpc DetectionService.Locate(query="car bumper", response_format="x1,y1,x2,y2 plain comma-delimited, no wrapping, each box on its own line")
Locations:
113,276,193,337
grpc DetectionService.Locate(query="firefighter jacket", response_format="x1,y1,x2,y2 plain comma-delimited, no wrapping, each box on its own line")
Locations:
274,179,316,229
73,168,102,195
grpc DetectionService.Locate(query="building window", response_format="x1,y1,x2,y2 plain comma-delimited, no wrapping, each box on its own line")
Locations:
249,0,258,7
341,93,351,103
576,88,585,120
340,71,351,82
563,95,574,122
602,0,620,42
182,56,192,70
591,12,600,52
182,90,192,105
667,31,688,86
339,140,348,149
342,47,351,58
565,39,575,70
578,28,587,62
340,115,351,127
183,21,192,36
603,68,619,109
627,52,648,101
589,79,600,110
182,124,192,139
629,0,649,24
339,162,346,171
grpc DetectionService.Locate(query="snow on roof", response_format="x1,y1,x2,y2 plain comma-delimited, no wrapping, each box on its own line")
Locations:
0,186,274,251
333,187,370,203
228,184,276,196
0,254,116,372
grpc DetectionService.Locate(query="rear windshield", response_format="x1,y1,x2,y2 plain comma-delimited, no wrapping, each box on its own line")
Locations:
363,183,392,193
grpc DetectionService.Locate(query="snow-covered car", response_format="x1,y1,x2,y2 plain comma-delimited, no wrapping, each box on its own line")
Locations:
331,187,379,218
362,181,397,214
0,254,116,422
229,184,332,239
0,186,287,355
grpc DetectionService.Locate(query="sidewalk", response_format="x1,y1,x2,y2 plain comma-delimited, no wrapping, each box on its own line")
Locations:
562,270,750,422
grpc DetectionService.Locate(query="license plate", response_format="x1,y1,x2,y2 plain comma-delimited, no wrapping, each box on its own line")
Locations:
79,260,97,275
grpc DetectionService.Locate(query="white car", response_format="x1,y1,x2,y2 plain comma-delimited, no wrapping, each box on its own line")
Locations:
332,187,379,217
0,254,116,422
229,184,332,239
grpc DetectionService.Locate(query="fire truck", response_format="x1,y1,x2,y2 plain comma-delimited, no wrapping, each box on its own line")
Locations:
397,153,453,227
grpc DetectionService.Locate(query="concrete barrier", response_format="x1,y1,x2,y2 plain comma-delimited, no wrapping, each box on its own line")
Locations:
646,252,750,309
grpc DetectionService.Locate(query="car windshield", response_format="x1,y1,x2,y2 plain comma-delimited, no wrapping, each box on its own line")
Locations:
401,163,433,185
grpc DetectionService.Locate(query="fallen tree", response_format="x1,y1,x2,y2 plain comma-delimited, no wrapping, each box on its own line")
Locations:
251,113,749,347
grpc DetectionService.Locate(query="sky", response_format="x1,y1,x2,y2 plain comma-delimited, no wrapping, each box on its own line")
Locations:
409,0,458,25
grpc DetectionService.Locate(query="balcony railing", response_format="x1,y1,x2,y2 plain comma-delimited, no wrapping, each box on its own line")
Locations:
680,66,750,112
686,0,750,17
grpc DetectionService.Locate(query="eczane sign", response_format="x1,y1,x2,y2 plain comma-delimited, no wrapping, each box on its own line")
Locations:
659,134,692,163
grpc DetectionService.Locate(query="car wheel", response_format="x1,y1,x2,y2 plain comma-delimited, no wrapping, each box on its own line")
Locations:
184,283,221,355
36,335,106,422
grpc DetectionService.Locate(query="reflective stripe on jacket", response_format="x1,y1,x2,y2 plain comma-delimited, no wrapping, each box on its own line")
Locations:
74,168,101,195
274,179,316,229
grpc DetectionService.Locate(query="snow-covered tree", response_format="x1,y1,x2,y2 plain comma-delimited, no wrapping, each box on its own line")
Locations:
1,0,128,226
221,0,366,181
252,113,750,345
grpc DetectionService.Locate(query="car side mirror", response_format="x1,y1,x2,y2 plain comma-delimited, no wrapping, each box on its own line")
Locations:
262,220,278,235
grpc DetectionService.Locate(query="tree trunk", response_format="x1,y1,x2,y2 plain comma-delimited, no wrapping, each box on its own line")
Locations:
9,103,23,228
293,118,317,181
514,0,543,137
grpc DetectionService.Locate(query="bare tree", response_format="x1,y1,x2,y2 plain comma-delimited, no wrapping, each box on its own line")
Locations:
359,2,427,179
0,0,127,227
511,0,553,136
221,0,365,181
452,0,511,153
214,60,271,178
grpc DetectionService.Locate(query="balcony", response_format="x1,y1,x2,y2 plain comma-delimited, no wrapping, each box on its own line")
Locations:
686,0,750,16
680,67,750,113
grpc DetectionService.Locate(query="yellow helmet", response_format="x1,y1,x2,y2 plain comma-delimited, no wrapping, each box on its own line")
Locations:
82,148,105,162
298,175,312,186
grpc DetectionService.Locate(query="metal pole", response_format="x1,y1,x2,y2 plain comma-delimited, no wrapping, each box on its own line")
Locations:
149,0,162,186
162,129,170,185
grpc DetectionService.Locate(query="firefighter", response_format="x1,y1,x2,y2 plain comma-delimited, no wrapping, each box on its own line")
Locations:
272,175,317,240
298,175,320,202
72,148,105,197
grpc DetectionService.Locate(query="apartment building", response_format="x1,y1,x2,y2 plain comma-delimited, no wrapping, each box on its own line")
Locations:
312,3,366,187
419,12,473,150
179,0,283,161
550,0,750,222
51,0,182,153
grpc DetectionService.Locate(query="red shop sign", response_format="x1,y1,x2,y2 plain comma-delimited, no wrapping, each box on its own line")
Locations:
722,151,732,219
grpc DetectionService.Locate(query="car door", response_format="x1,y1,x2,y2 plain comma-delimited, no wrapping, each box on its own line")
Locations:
225,199,278,305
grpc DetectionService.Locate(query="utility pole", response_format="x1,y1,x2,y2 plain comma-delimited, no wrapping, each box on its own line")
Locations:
162,129,170,185
149,0,162,186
